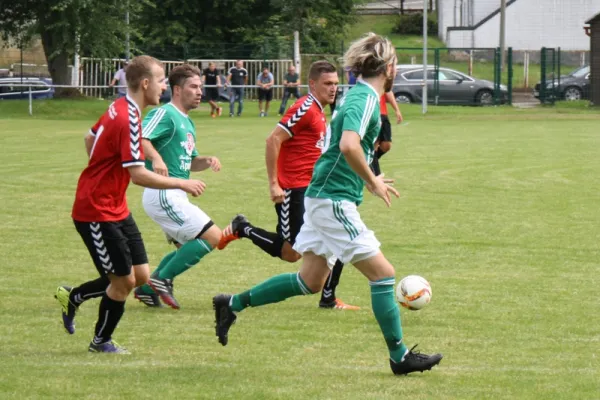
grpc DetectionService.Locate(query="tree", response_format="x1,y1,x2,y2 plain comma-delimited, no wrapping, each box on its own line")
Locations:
0,0,142,96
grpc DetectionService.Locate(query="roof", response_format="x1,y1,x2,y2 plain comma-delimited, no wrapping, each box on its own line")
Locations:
585,12,600,24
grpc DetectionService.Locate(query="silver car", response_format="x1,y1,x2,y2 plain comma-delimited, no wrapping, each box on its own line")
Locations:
392,65,508,105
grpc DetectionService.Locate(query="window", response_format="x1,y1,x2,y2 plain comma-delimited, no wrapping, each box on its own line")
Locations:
402,70,424,80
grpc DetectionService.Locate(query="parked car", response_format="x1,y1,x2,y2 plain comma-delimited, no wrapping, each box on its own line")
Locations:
0,77,54,100
533,65,590,101
159,74,230,103
392,65,508,105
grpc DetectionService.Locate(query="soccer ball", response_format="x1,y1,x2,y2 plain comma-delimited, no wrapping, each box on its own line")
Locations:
396,275,432,310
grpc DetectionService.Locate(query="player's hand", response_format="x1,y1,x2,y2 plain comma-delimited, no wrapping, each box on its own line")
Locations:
207,156,221,172
270,183,285,203
366,173,399,207
153,158,169,176
181,179,206,197
396,113,403,124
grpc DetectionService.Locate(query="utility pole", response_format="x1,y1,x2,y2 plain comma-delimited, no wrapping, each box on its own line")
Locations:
422,0,428,114
125,1,130,61
500,0,506,70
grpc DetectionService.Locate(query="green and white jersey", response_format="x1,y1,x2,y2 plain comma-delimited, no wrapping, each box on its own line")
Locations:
306,81,382,206
142,103,198,180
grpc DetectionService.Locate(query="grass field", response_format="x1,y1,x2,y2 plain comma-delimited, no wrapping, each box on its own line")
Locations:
1,100,599,399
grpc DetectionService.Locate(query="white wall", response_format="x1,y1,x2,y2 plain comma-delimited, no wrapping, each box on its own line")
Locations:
445,0,600,50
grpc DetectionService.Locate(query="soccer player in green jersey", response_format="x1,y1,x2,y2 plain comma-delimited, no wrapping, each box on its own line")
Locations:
213,33,443,375
134,64,223,309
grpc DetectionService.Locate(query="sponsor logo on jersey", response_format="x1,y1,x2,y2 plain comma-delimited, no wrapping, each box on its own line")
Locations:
180,132,195,156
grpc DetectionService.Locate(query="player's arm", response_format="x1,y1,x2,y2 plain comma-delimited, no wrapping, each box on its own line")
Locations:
340,100,399,206
385,91,403,124
191,156,221,172
202,74,206,84
244,71,248,85
141,139,168,176
216,74,222,87
84,132,95,156
128,166,205,196
339,132,398,207
141,109,173,176
295,77,301,87
266,126,292,203
226,70,232,86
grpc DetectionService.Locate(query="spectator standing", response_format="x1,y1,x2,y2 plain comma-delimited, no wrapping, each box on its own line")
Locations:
278,65,301,115
257,66,274,117
227,60,248,117
202,62,223,118
110,61,129,98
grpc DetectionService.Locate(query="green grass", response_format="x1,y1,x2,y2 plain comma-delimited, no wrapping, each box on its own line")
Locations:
347,15,445,48
1,100,599,399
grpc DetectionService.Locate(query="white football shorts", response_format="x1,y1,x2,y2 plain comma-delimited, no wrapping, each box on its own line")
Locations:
142,188,211,244
293,197,381,266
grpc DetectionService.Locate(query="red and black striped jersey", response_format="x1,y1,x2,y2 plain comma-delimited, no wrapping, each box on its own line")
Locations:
72,96,145,222
276,94,326,189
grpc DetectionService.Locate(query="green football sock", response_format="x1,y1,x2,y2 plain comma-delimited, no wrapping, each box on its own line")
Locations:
158,239,213,280
371,278,408,363
230,272,314,312
137,250,177,295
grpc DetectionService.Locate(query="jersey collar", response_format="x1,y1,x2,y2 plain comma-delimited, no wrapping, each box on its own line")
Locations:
356,79,380,98
308,93,323,111
125,94,141,115
167,102,190,117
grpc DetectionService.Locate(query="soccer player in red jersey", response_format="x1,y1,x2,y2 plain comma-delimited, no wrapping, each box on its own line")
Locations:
370,91,402,176
218,61,359,310
54,55,205,353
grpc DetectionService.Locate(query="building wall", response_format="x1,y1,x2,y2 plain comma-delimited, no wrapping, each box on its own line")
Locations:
442,0,600,50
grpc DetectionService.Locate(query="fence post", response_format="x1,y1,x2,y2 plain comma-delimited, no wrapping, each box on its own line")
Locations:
494,47,501,105
557,47,561,101
434,48,440,105
540,47,547,104
468,49,473,76
28,85,32,116
524,52,529,88
507,47,513,105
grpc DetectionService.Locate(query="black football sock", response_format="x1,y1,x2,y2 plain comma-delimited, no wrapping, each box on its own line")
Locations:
243,225,285,258
69,276,110,306
320,260,344,306
92,294,125,345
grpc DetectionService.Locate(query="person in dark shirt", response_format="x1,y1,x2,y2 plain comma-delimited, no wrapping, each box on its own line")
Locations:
226,60,248,117
278,65,301,115
202,62,223,118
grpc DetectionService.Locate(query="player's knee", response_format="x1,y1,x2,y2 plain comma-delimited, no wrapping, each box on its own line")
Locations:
281,246,301,263
379,141,392,153
109,273,136,298
199,224,221,249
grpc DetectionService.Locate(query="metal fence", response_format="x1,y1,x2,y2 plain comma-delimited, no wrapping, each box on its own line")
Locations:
78,58,295,100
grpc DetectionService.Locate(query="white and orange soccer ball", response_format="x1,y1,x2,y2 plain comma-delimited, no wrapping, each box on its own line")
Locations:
396,275,432,310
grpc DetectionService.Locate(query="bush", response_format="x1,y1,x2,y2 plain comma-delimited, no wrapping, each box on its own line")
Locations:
392,13,438,36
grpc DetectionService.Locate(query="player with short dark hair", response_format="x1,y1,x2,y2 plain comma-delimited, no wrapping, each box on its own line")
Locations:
218,60,359,310
213,34,443,375
133,64,223,309
202,62,223,118
54,55,205,353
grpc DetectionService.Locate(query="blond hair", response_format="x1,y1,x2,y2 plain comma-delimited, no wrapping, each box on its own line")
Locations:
344,33,396,78
126,55,163,90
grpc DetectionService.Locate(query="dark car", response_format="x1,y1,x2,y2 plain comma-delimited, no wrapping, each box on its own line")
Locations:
0,77,54,100
533,65,590,101
392,65,508,105
159,74,230,103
